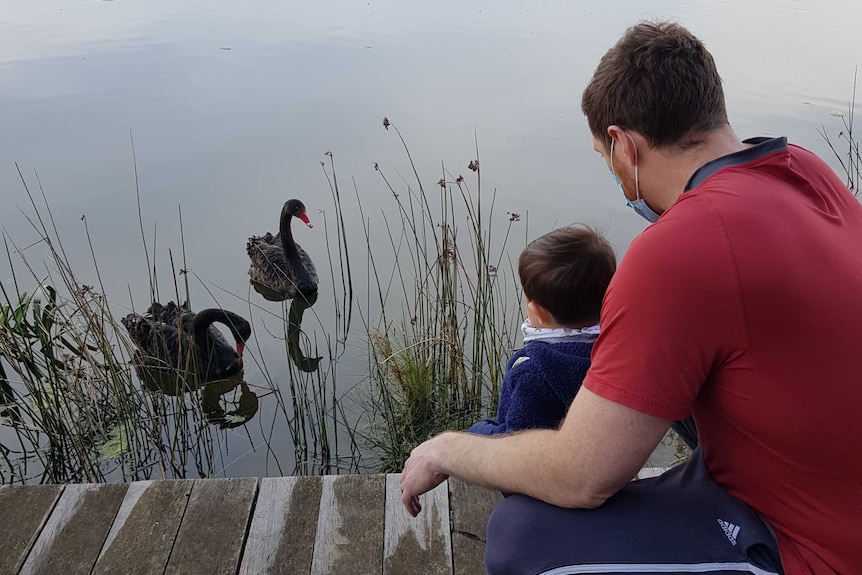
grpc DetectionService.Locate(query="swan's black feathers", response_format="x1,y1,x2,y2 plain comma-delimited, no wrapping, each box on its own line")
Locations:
247,199,319,299
122,301,251,381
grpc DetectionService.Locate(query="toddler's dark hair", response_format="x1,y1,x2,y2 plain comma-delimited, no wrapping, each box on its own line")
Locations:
518,225,616,326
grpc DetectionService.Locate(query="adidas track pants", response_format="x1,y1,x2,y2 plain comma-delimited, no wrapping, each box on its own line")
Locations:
484,448,784,575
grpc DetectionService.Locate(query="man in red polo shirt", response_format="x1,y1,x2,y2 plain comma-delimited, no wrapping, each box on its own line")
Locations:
399,20,861,574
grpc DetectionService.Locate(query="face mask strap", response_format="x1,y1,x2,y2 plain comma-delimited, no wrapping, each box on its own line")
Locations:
621,132,641,202
609,131,660,223
610,133,641,202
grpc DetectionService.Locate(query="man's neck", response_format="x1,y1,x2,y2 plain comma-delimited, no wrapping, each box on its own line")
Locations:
645,125,747,211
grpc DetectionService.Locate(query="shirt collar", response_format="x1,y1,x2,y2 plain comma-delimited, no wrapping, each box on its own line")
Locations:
685,136,788,191
521,318,600,344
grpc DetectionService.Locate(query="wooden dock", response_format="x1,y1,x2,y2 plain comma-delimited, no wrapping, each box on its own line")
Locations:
0,474,502,575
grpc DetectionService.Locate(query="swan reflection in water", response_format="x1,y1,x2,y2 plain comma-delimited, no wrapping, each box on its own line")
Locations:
250,278,322,373
286,292,322,373
133,363,259,430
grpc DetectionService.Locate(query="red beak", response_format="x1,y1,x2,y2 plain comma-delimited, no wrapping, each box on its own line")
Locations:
236,342,245,358
299,212,313,228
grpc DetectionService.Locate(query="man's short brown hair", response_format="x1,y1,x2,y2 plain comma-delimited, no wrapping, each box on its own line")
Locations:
518,225,616,326
581,21,728,152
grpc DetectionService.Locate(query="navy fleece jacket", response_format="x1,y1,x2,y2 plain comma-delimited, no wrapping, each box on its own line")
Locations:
468,340,594,435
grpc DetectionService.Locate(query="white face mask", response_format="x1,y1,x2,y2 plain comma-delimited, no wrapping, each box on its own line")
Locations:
610,136,661,224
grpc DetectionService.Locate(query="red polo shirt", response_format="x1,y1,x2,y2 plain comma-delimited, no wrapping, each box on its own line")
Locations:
584,138,862,574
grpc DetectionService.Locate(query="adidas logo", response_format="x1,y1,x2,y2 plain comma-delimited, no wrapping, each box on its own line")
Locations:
717,519,740,546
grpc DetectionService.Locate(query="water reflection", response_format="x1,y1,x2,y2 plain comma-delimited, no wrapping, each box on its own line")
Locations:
250,278,289,302
250,279,322,372
3,0,859,483
133,362,259,429
287,292,323,373
201,380,260,430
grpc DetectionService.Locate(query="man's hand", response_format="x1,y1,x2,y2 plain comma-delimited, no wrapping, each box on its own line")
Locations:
398,390,670,516
400,433,452,516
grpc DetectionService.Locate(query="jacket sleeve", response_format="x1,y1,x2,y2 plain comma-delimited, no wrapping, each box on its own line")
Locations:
466,349,525,435
466,419,503,435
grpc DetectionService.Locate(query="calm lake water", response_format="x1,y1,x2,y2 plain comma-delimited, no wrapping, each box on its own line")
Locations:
1,0,860,482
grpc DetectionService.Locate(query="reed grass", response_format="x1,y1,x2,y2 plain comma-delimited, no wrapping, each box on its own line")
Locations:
0,153,361,484
0,166,149,483
819,70,860,195
358,119,523,472
10,108,818,482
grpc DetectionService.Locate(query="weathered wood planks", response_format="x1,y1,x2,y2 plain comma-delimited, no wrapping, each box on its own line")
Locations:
19,483,128,575
0,484,64,575
92,479,194,575
383,473,452,575
309,474,385,575
636,467,668,479
165,477,257,575
3,474,503,575
239,476,323,575
449,478,502,575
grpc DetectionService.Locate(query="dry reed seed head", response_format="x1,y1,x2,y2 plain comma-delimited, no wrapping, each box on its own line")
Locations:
456,175,464,183
373,162,379,171
468,160,479,172
382,117,390,130
509,212,521,222
438,178,446,188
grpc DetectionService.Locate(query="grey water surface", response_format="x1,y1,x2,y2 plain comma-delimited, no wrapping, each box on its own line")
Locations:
1,0,859,480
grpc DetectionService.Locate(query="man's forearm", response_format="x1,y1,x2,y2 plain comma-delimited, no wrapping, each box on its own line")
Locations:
400,389,670,515
431,428,605,508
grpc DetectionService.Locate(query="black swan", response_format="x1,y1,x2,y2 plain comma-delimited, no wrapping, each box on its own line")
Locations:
122,301,252,381
247,199,318,299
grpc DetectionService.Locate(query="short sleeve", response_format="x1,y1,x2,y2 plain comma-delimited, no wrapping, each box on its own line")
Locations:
583,196,747,420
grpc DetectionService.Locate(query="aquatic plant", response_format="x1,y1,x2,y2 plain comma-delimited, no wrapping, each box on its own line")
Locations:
359,119,523,472
819,70,860,195
0,188,147,483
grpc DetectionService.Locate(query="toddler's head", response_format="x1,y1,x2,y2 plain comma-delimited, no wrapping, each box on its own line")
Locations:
518,225,616,328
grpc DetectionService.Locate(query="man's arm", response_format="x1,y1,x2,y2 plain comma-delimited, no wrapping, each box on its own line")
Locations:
400,386,671,516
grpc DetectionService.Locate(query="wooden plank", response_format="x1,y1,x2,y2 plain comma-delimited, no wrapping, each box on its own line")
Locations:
636,467,670,480
239,476,323,575
449,478,502,575
383,473,452,575
309,474,385,575
92,480,193,575
19,483,128,575
165,477,257,575
0,484,64,574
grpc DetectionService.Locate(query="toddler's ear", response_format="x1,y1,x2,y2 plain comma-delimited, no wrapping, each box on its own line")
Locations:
526,300,554,328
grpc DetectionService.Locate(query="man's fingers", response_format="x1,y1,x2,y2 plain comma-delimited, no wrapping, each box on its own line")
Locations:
401,492,421,516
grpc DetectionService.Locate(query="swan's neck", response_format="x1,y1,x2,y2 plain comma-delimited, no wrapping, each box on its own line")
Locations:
191,309,221,343
279,213,300,260
192,309,247,347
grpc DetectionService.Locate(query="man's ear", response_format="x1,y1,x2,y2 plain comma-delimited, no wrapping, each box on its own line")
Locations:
607,125,637,165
